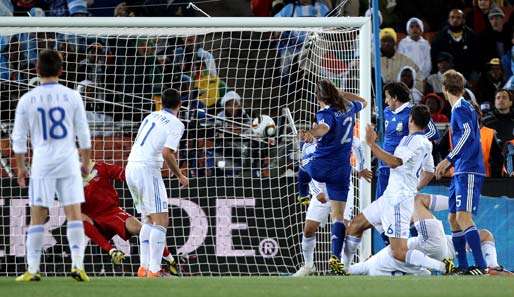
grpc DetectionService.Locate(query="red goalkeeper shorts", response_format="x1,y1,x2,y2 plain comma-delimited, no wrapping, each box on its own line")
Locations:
92,207,132,241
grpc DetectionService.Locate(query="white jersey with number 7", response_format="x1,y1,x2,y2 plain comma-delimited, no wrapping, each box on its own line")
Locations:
11,82,91,178
128,110,185,168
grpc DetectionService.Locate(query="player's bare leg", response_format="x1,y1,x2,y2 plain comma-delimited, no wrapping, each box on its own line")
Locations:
342,213,373,269
146,212,169,278
293,219,320,277
64,204,89,282
329,198,347,275
16,206,48,282
390,237,450,274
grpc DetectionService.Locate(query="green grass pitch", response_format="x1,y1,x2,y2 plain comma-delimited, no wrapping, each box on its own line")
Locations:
2,276,514,297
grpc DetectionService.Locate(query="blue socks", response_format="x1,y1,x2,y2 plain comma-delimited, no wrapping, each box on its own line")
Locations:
464,226,487,269
452,230,468,269
331,221,346,259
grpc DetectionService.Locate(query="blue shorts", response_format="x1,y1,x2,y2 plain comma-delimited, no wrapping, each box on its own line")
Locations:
448,174,484,214
303,157,350,202
375,167,390,199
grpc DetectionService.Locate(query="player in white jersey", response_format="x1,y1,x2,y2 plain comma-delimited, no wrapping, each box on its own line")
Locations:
293,138,372,277
11,50,92,282
413,194,512,276
342,105,454,275
125,88,188,278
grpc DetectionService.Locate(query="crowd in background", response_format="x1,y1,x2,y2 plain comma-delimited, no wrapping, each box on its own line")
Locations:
0,0,512,177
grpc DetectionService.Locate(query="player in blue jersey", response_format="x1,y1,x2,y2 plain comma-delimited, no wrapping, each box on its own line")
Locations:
377,82,440,198
435,70,487,275
299,79,367,275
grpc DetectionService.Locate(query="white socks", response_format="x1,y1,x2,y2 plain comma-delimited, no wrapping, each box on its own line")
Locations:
149,225,167,273
342,235,361,268
67,220,85,270
26,225,44,274
139,223,152,269
302,235,316,267
405,249,445,272
481,241,498,268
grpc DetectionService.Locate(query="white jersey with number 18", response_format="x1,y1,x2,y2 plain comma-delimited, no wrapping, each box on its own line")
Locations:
11,82,91,178
128,110,185,169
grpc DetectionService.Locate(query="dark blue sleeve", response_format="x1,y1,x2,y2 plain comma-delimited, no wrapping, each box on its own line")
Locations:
424,120,441,142
351,101,364,114
297,168,311,197
446,108,472,162
316,110,335,129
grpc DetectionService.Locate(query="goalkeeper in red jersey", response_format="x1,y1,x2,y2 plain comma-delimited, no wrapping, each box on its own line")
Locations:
81,161,178,276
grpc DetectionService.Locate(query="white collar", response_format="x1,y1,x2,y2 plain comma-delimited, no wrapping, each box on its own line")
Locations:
391,102,410,114
451,97,464,111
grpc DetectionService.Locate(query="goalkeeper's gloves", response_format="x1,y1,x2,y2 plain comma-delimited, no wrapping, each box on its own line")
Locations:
163,257,180,276
109,248,125,265
297,196,310,206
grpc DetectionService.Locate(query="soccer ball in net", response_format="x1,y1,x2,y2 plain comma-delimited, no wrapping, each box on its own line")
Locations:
251,115,276,138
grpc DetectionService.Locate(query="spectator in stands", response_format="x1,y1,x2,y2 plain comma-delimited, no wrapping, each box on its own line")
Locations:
0,0,13,16
475,58,506,111
379,28,422,91
194,48,226,113
76,79,114,137
479,6,511,65
336,0,359,16
0,36,29,83
483,89,514,143
114,2,135,17
396,66,423,104
251,0,273,16
431,9,479,81
274,0,329,78
26,0,89,16
216,91,251,132
77,42,113,88
501,31,514,78
425,52,454,94
466,0,498,34
58,41,79,87
479,120,505,177
397,17,432,80
423,93,449,122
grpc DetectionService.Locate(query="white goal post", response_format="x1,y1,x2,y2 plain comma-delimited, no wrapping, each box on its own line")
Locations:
0,16,371,276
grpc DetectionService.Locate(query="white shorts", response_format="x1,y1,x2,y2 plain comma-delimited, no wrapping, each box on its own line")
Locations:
362,195,414,239
126,164,168,216
305,194,331,227
29,175,84,208
408,219,449,261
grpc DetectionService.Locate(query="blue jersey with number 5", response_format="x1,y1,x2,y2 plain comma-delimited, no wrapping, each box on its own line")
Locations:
313,101,363,161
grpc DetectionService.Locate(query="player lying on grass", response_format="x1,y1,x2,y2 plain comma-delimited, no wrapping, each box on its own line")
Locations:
81,161,178,275
348,193,512,276
343,105,454,275
413,194,512,276
293,138,372,277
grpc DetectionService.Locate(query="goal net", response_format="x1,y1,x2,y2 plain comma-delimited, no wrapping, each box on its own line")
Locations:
0,17,371,276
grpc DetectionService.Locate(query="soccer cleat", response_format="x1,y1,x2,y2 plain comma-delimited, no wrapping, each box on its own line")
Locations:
297,196,310,206
488,266,514,276
442,258,456,275
464,266,487,276
163,258,180,276
70,268,90,282
329,256,348,276
109,248,126,265
146,270,168,278
292,264,316,277
137,266,148,278
15,271,41,282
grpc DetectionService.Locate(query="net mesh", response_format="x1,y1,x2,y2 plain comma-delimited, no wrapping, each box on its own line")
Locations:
0,24,369,276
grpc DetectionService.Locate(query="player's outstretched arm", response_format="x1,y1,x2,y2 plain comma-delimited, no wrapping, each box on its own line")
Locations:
365,124,402,168
163,147,189,188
